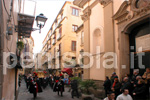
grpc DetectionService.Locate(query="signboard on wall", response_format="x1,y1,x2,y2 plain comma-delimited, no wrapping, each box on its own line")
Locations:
136,34,150,52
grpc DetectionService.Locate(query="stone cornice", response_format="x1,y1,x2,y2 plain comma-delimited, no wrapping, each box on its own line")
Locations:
81,7,91,22
99,0,112,7
113,0,150,24
73,0,90,8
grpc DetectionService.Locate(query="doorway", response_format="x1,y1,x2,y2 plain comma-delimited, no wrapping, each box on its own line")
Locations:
129,22,150,75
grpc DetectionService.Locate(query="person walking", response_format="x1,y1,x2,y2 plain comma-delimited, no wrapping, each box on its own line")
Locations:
71,79,79,98
103,76,111,97
29,76,43,99
49,75,54,89
57,78,65,97
116,89,133,100
26,75,32,89
43,76,48,89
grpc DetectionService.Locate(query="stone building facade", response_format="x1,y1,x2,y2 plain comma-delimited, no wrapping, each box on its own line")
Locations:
0,0,35,99
19,36,34,75
0,0,20,99
41,1,83,75
74,0,150,81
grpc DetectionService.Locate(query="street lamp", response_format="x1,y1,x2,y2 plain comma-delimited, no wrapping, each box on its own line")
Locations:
35,13,48,33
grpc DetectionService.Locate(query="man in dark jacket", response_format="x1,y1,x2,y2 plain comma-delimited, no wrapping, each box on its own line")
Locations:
49,75,54,89
71,79,79,98
43,76,48,89
26,75,32,89
120,77,132,94
103,76,111,97
133,79,146,100
57,78,65,96
29,76,43,99
131,70,139,84
110,72,118,85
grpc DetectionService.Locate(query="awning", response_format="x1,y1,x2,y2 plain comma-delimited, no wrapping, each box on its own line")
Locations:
62,68,72,76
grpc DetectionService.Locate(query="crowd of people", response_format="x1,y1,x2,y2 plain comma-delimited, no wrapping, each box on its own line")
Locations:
21,68,150,100
23,73,79,99
103,68,150,100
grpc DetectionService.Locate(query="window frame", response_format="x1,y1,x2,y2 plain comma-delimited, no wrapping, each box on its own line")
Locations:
71,41,76,51
72,7,79,16
72,25,78,32
81,31,84,44
59,27,62,36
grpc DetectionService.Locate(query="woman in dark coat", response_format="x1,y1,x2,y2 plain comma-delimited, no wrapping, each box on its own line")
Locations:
133,79,146,100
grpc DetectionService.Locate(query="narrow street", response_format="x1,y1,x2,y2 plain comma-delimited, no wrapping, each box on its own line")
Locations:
18,80,80,100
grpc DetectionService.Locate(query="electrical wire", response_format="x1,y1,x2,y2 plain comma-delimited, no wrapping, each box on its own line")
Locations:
9,6,16,52
2,0,10,17
2,0,16,52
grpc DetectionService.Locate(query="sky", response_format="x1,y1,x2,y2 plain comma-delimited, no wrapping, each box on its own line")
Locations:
23,0,74,54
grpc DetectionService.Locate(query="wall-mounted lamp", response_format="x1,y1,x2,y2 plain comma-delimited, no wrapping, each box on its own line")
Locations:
35,13,48,33
15,13,48,38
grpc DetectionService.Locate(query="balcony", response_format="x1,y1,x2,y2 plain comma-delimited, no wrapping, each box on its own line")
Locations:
58,16,64,25
57,33,61,40
43,52,46,56
52,39,56,45
48,33,51,38
48,63,52,69
16,13,35,38
57,51,61,58
48,45,51,50
73,0,89,8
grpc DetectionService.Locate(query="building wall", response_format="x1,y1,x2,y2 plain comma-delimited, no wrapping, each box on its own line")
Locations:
42,1,83,72
0,0,21,99
76,27,84,64
74,0,150,81
89,1,105,80
73,0,128,81
19,37,34,75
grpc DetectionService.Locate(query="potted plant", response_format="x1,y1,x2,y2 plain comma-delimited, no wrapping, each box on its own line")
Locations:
17,41,24,56
71,77,82,83
16,41,24,68
80,80,97,100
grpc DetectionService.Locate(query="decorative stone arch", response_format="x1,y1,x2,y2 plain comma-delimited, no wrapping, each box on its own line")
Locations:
92,26,104,54
122,17,150,34
113,0,150,78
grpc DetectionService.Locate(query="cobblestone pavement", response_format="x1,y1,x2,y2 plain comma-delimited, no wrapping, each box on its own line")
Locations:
17,80,80,100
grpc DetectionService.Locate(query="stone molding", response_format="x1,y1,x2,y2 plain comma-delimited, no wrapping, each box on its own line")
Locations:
81,7,91,22
99,0,112,7
113,0,150,25
73,0,90,8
